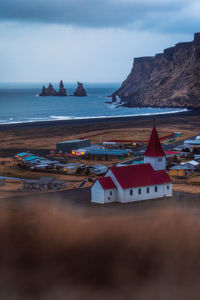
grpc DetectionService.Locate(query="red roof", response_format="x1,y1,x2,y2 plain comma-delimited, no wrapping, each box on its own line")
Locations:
98,177,117,190
165,151,179,155
144,126,165,157
110,164,171,189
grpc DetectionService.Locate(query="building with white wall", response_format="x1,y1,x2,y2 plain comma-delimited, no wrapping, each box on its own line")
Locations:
143,125,166,170
91,125,172,204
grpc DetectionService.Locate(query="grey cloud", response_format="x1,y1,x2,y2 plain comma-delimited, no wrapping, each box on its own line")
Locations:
0,0,198,32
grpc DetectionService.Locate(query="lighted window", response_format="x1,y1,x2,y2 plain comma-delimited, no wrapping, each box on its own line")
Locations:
147,187,149,193
155,186,158,192
130,190,133,196
138,188,141,195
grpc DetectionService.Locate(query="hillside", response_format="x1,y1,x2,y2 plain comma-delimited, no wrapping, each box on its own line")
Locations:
113,33,200,108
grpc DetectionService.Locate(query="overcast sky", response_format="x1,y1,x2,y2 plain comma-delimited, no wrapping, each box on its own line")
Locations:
0,0,199,83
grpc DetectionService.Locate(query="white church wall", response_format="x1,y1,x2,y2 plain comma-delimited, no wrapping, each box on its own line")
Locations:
105,170,124,202
104,189,117,203
123,184,169,203
91,180,117,204
91,181,105,204
144,156,166,171
163,183,173,197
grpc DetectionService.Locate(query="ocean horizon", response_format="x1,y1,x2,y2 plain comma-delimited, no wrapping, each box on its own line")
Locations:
0,82,188,125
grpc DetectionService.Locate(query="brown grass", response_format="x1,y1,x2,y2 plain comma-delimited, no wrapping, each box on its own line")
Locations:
173,183,200,194
0,116,198,150
1,204,200,299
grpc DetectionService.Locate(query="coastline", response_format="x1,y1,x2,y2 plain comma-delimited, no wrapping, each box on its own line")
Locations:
0,108,197,132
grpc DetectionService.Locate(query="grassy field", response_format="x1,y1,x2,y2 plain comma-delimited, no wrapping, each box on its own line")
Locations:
0,114,199,150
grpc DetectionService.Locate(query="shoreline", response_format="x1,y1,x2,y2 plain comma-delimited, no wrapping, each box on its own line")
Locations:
0,109,198,132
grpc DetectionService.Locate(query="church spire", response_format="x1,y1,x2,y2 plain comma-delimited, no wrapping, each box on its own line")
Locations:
144,124,165,157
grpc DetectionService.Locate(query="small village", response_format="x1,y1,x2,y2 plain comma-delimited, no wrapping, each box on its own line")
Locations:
1,123,200,204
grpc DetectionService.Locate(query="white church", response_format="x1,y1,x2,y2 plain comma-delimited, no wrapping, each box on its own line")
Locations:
91,125,172,204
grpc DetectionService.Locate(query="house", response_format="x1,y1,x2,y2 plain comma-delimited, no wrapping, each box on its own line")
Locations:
72,144,104,156
184,140,200,146
90,164,108,175
169,165,187,177
24,177,66,190
49,180,66,190
15,152,31,160
85,149,132,160
56,139,91,154
91,125,172,204
181,160,200,170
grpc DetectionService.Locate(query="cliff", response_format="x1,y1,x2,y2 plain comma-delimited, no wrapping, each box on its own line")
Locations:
73,82,87,97
113,33,200,108
40,80,67,96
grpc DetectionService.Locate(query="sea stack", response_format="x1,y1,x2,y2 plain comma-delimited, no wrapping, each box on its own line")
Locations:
40,83,57,96
39,81,67,96
112,32,200,108
73,82,87,97
57,80,67,96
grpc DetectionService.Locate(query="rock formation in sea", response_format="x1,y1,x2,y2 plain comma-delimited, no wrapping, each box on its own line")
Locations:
112,33,200,108
57,80,67,96
40,83,57,96
73,82,87,97
39,81,67,96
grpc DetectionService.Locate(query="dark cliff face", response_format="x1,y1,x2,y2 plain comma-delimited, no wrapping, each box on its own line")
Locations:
73,82,87,97
113,33,200,108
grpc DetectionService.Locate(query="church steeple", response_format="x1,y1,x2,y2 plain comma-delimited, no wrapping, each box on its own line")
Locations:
144,122,166,171
144,125,165,157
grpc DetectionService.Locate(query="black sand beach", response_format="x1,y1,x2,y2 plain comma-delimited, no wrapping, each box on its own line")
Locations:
0,108,198,132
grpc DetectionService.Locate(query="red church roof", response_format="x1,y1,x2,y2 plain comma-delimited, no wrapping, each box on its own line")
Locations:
110,164,171,189
98,177,117,190
144,126,165,157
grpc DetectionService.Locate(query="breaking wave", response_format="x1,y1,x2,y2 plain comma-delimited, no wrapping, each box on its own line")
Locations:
0,108,188,125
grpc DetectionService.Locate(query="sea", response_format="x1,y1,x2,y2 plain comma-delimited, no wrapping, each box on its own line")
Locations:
0,82,187,125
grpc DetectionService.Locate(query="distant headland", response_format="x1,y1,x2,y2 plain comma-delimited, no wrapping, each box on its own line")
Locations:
40,81,87,97
112,32,200,109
